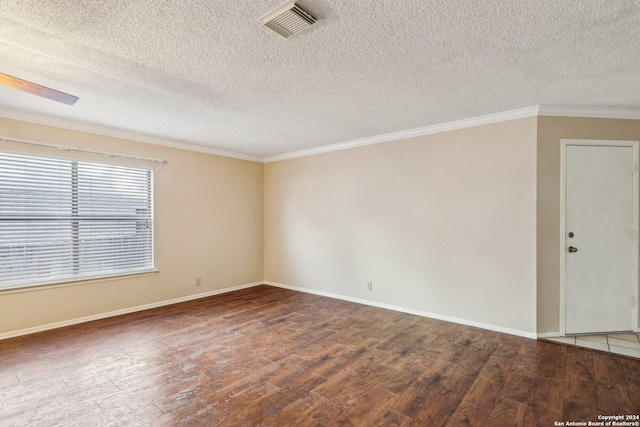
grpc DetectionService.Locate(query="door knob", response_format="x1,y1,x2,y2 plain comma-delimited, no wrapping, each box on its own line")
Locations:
568,246,578,253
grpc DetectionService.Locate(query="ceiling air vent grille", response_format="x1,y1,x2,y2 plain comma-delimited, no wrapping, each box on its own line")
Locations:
259,1,318,38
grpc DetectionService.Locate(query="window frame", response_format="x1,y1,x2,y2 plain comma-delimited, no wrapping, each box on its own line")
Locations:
0,150,157,292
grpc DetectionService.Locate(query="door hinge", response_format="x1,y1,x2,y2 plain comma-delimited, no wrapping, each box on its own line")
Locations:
633,163,637,172
632,229,637,240
632,296,637,308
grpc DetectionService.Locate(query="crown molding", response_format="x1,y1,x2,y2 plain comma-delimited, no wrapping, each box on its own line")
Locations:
538,105,640,120
2,105,639,164
264,105,640,162
0,107,263,163
263,106,541,162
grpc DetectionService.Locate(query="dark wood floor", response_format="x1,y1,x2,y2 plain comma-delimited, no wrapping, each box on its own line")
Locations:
0,285,638,426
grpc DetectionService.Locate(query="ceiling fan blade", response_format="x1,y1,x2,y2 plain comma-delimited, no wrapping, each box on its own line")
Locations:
0,73,79,105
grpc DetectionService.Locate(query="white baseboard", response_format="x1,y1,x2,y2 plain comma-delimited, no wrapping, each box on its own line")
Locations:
0,281,264,340
264,281,538,340
1,280,543,341
537,332,563,339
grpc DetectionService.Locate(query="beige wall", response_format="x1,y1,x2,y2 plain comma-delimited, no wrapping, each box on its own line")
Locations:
536,116,640,334
265,118,538,335
6,113,638,338
0,117,264,334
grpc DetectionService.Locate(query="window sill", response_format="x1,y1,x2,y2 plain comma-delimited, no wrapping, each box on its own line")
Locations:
0,270,159,295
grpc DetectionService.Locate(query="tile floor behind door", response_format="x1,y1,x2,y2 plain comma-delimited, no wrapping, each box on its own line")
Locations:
544,332,640,358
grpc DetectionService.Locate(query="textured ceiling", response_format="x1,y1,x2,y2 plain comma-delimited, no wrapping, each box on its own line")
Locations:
1,1,639,158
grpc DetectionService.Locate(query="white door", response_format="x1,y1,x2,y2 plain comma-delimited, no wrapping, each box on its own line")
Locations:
565,144,635,334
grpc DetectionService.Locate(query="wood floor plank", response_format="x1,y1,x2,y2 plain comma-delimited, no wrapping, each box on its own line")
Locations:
260,354,326,394
483,397,528,427
391,387,462,427
460,374,503,410
499,360,536,403
378,359,430,394
621,357,640,385
595,380,635,414
565,345,595,381
370,408,413,427
562,373,597,420
336,387,398,426
0,284,638,426
306,394,353,425
535,344,568,380
446,403,491,427
592,352,626,386
479,354,513,383
259,391,325,426
528,376,564,422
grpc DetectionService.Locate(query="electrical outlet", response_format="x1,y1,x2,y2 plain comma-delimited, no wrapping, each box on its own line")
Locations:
195,277,201,286
367,281,373,291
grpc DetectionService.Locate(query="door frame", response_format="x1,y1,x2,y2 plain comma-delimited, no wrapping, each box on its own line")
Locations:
560,139,640,335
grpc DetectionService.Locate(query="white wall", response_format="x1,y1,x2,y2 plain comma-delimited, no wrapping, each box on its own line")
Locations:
265,118,538,335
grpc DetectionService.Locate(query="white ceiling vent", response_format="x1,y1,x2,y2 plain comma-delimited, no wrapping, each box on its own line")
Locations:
258,1,319,39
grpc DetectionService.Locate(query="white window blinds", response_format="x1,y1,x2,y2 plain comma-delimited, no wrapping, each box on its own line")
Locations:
0,152,154,289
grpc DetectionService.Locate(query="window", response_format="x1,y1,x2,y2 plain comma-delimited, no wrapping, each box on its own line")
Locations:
0,152,154,289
